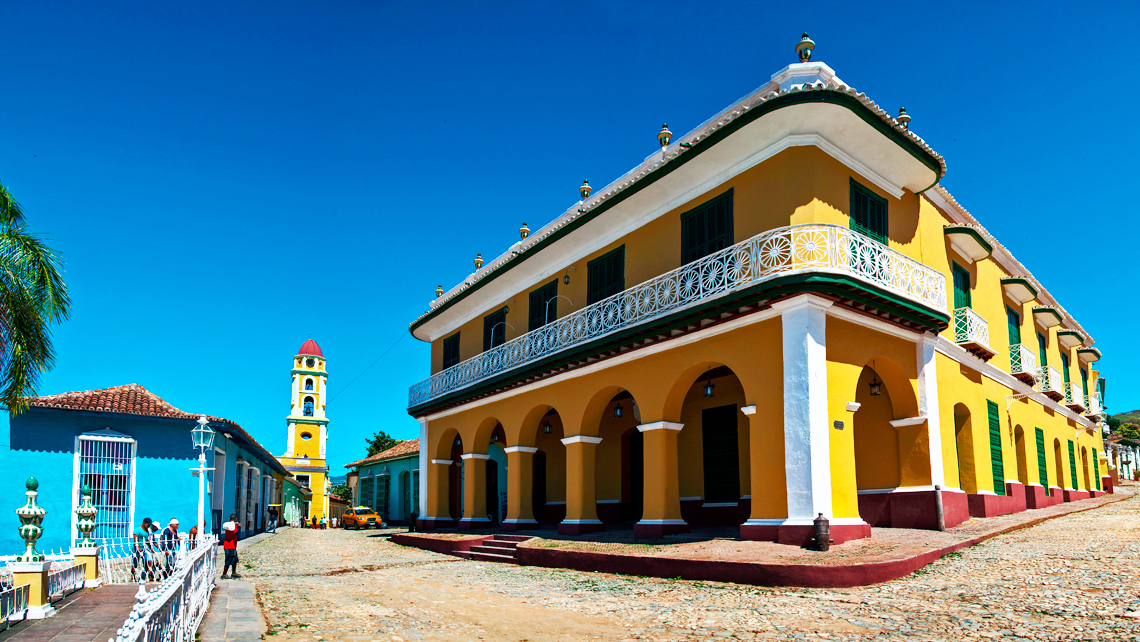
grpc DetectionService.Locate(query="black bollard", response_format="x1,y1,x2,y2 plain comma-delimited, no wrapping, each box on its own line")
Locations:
813,512,830,552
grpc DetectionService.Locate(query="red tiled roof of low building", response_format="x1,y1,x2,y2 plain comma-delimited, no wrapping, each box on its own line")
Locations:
345,438,419,469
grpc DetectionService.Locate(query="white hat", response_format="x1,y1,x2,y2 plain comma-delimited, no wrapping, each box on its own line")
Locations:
169,518,179,525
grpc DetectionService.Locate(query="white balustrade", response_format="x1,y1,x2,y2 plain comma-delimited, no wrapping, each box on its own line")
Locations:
1087,393,1104,417
47,562,85,602
953,307,990,350
409,223,947,406
0,583,28,629
110,535,216,642
1039,366,1064,395
1009,343,1037,377
1064,382,1085,409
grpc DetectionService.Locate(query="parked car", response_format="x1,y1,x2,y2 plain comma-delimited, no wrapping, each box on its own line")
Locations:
342,507,382,529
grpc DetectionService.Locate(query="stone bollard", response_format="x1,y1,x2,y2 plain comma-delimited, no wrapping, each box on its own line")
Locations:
12,476,56,619
71,484,102,587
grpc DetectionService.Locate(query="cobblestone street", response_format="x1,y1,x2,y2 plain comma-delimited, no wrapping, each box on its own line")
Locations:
239,491,1140,642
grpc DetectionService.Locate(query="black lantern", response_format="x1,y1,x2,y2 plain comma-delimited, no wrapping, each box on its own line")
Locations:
543,422,552,434
614,403,623,418
700,366,715,397
869,361,882,396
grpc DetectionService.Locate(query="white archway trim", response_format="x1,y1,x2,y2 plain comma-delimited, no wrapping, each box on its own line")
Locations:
561,435,603,445
504,446,538,454
460,453,490,460
637,422,683,432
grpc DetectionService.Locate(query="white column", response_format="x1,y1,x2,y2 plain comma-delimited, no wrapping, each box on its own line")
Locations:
319,424,327,459
773,295,833,522
917,333,946,487
418,417,429,517
286,423,296,457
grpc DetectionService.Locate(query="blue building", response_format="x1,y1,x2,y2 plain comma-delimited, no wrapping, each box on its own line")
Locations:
0,383,287,553
345,439,420,524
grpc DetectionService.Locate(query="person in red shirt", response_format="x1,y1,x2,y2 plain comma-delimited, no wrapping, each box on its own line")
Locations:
221,513,241,579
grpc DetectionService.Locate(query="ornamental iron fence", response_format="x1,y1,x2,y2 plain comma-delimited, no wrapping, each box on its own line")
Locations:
0,583,28,629
97,535,204,585
47,562,85,603
952,307,990,350
1064,382,1085,409
409,223,947,406
110,535,216,642
1087,393,1104,418
1039,366,1064,396
1009,343,1037,377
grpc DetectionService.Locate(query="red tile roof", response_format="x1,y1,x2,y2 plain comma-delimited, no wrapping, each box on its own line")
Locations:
298,339,323,357
27,383,287,474
345,438,419,469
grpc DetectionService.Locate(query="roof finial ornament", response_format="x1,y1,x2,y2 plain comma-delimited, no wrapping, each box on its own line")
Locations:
658,124,672,148
796,33,815,62
519,222,530,240
897,107,910,130
435,285,444,298
474,253,484,270
580,180,592,200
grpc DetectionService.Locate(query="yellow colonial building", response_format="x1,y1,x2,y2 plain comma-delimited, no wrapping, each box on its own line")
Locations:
277,339,331,521
406,35,1108,545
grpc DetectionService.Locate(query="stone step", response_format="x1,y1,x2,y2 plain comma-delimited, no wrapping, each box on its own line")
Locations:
468,545,518,557
482,540,518,550
493,535,532,543
467,550,517,563
455,551,473,560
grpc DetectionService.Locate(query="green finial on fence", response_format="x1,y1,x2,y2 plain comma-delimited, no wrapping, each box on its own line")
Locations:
15,476,46,562
75,483,98,547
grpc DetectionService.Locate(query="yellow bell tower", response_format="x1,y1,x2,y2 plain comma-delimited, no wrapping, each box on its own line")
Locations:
277,339,330,521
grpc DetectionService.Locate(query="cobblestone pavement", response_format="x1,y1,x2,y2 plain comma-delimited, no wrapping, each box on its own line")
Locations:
239,490,1140,642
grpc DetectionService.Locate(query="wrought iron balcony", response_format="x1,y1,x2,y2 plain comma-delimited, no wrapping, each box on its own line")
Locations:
408,223,947,407
1086,393,1104,420
1009,343,1038,385
1039,365,1064,401
953,307,995,360
1063,382,1086,413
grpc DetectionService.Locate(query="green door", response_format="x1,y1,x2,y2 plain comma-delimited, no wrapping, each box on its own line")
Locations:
1034,427,1049,496
1093,448,1101,490
1006,307,1022,346
952,263,972,309
1067,440,1078,489
987,400,1005,496
1061,353,1071,384
1037,332,1049,367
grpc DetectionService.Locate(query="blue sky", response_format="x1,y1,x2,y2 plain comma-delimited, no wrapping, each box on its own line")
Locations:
0,1,1136,471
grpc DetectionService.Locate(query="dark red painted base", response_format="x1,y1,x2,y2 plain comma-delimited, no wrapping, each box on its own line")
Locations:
392,532,489,555
1102,475,1114,494
458,518,492,530
499,520,538,532
1062,489,1091,502
634,521,691,537
856,489,969,530
1024,484,1049,509
739,521,870,546
416,518,457,531
558,521,605,535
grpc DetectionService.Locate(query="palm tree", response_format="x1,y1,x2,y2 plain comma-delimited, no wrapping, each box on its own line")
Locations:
0,180,70,414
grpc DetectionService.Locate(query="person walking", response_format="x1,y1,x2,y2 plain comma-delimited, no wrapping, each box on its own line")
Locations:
221,514,241,579
160,519,180,575
267,506,278,534
132,517,154,581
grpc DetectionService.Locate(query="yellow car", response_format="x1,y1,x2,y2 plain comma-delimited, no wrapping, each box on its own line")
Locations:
343,507,382,530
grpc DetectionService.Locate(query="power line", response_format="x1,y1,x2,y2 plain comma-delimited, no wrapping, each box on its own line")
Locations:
329,333,406,402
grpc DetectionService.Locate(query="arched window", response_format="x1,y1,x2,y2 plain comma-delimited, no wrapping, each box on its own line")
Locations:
303,397,314,417
305,378,314,391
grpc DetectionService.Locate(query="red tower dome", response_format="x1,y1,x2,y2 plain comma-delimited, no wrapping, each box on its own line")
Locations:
297,339,323,357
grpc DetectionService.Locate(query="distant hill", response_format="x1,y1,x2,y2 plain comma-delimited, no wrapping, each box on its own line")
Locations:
327,474,347,486
1111,410,1140,424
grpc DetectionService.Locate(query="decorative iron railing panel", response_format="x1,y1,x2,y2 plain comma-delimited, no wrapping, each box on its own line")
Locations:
1009,343,1037,376
1087,393,1104,417
111,535,216,642
1039,366,1064,394
1064,382,1084,408
409,224,947,406
952,307,989,349
97,536,204,585
47,562,85,602
0,583,28,629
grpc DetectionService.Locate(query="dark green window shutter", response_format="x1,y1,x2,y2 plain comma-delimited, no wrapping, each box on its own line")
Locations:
528,280,559,331
701,404,740,504
1006,307,1022,345
1081,368,1089,396
952,263,972,309
681,190,734,264
1037,332,1049,367
483,308,507,352
587,246,625,305
849,179,888,244
1034,428,1049,496
442,333,461,369
1093,448,1101,490
1067,440,1078,489
987,400,1005,496
1060,353,1071,384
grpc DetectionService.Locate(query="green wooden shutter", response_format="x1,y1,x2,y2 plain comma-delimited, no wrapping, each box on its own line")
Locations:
1093,448,1101,490
1034,428,1049,496
587,246,625,305
1060,353,1071,384
483,308,506,352
442,333,461,369
528,280,558,331
1037,332,1049,367
1067,440,1078,489
681,191,734,264
987,400,1005,496
1006,307,1022,345
952,263,972,309
849,180,888,244
1081,368,1089,396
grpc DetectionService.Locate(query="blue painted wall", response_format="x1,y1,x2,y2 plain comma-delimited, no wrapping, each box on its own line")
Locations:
0,408,208,555
355,454,420,523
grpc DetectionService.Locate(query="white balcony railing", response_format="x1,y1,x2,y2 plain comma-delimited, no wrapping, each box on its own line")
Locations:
409,223,947,406
1064,382,1085,409
1087,393,1104,417
1009,343,1037,377
953,307,990,350
1039,365,1064,396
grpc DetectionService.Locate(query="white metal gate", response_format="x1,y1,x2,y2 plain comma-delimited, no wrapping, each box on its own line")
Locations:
76,435,136,539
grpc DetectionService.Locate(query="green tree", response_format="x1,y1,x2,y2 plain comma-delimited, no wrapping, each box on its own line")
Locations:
0,181,70,414
365,430,401,456
331,484,353,501
1121,423,1140,441
1105,415,1121,433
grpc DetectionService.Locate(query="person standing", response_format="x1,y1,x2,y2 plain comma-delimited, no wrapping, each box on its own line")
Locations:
160,519,180,575
267,506,278,534
132,517,154,581
221,514,241,579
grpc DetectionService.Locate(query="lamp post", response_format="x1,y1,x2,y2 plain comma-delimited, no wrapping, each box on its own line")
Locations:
192,416,216,540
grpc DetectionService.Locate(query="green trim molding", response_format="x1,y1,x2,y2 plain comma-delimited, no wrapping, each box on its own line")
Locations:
1031,306,1063,327
999,277,1038,304
944,225,993,261
288,417,330,426
409,89,945,337
1077,347,1102,362
291,369,329,378
1056,329,1086,345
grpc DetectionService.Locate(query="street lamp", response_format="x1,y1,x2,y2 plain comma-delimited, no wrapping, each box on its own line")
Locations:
192,416,216,542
